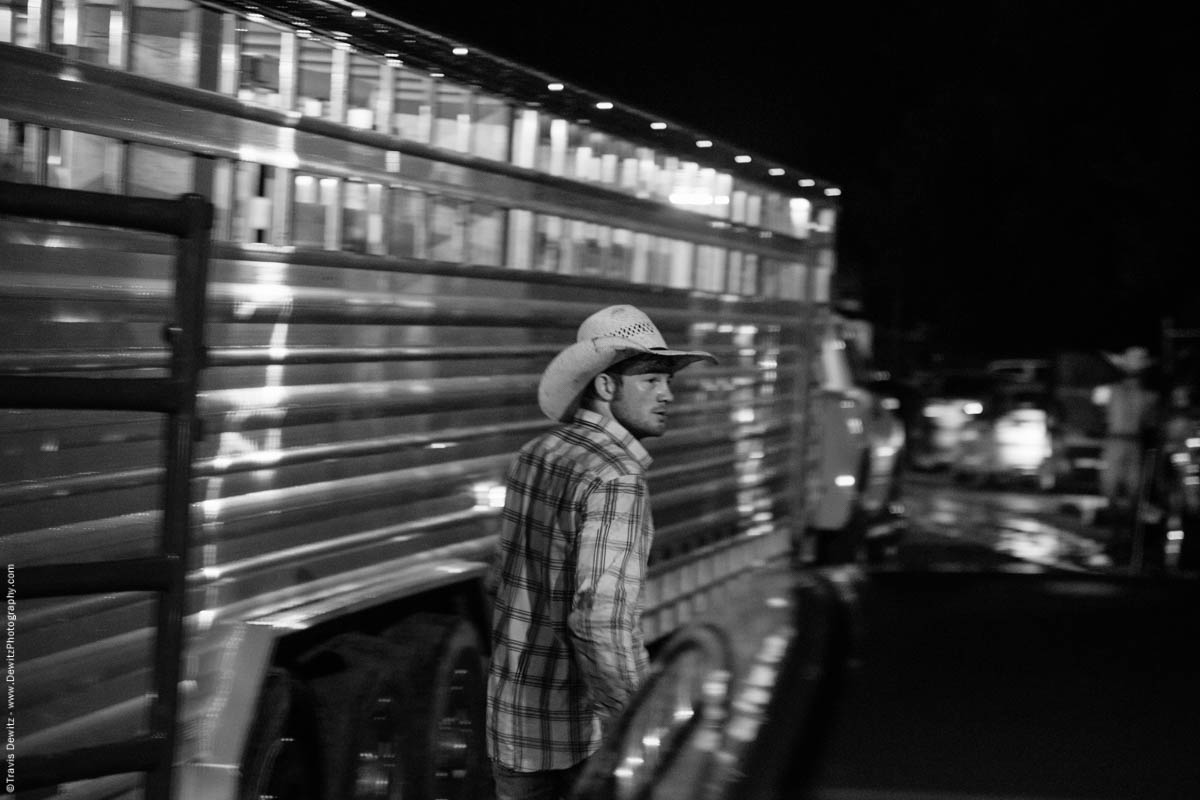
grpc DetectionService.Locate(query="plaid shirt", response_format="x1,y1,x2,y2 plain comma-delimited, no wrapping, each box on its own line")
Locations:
486,409,654,771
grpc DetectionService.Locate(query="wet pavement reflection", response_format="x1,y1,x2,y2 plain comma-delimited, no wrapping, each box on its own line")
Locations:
901,472,1113,571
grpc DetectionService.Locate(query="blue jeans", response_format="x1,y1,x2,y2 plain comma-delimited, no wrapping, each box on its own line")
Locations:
492,760,587,800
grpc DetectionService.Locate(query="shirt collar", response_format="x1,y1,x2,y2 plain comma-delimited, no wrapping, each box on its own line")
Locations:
573,408,653,468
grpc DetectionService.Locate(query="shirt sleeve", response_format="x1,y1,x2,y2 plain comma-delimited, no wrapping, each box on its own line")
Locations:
567,473,650,727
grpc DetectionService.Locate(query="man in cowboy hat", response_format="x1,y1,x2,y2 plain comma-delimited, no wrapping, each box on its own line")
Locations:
1095,346,1160,548
485,304,716,799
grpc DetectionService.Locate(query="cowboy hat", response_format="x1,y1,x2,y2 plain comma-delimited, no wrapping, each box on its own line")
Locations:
537,305,717,422
1105,346,1153,374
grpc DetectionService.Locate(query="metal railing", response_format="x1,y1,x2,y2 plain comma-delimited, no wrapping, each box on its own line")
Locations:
0,180,213,799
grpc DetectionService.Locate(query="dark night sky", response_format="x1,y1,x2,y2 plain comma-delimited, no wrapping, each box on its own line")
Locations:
375,2,1195,369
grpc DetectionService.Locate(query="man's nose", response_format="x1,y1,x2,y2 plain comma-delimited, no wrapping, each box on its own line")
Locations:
659,384,674,402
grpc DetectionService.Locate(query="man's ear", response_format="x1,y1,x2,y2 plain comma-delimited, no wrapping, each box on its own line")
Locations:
593,372,618,401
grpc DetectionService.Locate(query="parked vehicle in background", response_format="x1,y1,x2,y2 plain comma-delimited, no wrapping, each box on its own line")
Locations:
804,312,906,563
950,385,1055,488
946,355,1115,493
942,360,1053,488
909,368,993,471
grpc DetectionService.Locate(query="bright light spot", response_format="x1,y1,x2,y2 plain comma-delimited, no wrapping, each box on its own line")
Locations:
235,278,294,316
964,401,984,415
1167,529,1185,541
352,8,367,17
824,187,842,196
650,121,667,130
696,140,713,148
735,155,752,163
547,82,564,91
1188,437,1200,448
430,71,444,78
732,408,756,424
452,46,469,55
835,474,856,487
200,497,224,521
789,197,813,232
247,12,264,21
672,706,695,722
270,616,309,631
596,101,613,110
197,609,217,630
669,190,716,206
296,29,310,38
768,167,785,176
798,178,816,187
642,732,662,748
237,143,300,170
201,566,223,580
473,481,507,510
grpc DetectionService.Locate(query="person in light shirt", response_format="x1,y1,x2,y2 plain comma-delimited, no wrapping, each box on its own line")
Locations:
1093,346,1159,546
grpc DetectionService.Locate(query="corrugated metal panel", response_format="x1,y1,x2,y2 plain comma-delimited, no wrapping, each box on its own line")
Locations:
2,221,812,761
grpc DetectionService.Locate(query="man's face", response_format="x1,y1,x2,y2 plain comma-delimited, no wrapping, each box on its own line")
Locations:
610,371,675,439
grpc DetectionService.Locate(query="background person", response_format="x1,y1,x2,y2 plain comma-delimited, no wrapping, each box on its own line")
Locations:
485,304,716,800
1094,346,1159,557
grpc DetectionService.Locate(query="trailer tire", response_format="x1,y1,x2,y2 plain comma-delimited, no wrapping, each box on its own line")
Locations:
384,613,492,800
240,668,321,800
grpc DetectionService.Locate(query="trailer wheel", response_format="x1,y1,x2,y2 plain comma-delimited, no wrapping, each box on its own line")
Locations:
384,613,492,800
240,668,321,800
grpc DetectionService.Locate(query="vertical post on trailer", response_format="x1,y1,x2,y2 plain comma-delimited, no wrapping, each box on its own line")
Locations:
148,192,213,800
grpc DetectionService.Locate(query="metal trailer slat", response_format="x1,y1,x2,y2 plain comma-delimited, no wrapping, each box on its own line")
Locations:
18,556,173,596
0,375,180,411
21,737,166,790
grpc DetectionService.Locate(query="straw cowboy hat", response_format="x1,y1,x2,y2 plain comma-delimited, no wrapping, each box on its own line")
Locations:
537,305,717,422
